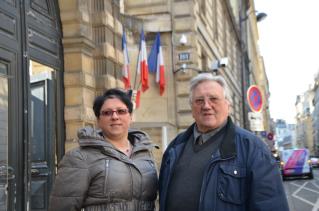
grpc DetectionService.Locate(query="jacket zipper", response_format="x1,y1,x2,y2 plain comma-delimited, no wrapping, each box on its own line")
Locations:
104,159,110,195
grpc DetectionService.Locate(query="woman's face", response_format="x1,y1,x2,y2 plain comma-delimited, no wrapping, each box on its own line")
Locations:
97,98,132,140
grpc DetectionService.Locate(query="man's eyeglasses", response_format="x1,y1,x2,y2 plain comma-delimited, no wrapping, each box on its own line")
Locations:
193,96,221,106
100,108,129,117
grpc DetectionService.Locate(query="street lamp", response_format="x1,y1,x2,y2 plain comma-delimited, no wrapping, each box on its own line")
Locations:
240,10,268,23
256,12,267,22
179,34,187,45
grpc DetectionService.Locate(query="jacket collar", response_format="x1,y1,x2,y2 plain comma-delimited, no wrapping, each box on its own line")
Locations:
173,117,237,159
219,117,237,159
77,126,156,151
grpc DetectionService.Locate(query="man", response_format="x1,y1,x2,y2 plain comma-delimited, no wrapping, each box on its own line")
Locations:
159,73,289,211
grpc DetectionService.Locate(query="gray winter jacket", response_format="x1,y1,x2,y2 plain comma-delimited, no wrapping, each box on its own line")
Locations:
49,127,158,211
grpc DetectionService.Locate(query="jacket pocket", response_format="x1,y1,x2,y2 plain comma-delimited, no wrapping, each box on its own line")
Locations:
138,159,158,200
217,164,247,205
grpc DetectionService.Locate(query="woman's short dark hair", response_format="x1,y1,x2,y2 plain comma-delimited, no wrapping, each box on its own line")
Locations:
93,88,133,118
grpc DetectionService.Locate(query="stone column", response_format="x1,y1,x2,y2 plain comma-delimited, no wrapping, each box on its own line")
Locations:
91,0,124,94
172,1,198,130
59,0,96,151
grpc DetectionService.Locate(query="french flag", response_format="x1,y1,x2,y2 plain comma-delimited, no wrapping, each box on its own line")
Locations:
137,30,149,92
122,31,130,89
148,32,165,95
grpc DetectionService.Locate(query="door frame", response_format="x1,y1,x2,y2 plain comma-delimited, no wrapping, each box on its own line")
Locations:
22,0,65,208
0,46,21,211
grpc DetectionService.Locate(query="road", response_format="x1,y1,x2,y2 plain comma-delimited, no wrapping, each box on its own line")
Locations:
284,168,319,211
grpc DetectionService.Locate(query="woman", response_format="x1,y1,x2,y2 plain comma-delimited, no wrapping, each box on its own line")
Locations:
49,88,158,211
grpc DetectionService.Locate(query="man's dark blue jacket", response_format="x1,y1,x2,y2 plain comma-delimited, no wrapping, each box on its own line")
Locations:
159,118,289,211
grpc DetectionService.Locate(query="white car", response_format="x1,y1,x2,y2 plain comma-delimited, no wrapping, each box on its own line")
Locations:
310,156,319,168
281,149,313,179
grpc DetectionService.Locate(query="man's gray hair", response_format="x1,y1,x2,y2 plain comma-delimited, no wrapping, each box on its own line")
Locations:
189,73,231,104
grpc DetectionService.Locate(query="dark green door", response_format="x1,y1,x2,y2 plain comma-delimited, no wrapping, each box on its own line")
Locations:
30,68,55,211
0,56,14,211
0,46,21,211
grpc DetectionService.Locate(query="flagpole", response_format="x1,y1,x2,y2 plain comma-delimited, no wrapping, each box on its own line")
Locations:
122,28,131,90
133,63,139,90
134,29,146,91
136,81,141,90
133,30,141,90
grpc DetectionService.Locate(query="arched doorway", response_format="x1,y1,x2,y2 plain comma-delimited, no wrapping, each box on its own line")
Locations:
0,0,64,210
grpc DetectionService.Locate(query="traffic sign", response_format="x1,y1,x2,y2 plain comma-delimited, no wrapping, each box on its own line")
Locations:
267,132,274,141
247,85,263,112
248,112,264,131
260,131,267,137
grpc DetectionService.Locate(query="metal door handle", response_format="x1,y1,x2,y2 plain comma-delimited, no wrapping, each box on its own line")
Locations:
0,165,15,180
31,168,40,176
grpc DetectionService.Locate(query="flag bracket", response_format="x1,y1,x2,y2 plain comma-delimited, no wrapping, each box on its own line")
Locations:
173,63,210,74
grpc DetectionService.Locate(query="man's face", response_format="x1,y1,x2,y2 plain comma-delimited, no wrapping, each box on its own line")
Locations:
191,80,230,133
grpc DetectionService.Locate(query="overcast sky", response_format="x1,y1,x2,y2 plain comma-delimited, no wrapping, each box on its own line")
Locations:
254,0,319,124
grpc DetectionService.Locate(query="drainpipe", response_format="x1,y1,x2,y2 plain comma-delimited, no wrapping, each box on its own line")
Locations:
239,0,249,129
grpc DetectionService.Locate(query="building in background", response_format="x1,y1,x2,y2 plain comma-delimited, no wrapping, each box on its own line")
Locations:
295,86,315,154
313,72,319,156
275,119,295,150
0,0,271,210
287,123,297,147
291,70,319,156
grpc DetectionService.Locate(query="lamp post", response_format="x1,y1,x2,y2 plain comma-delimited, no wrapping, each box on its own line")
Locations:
239,2,267,129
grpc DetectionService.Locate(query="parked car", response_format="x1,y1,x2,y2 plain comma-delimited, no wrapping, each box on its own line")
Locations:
280,148,313,180
310,156,319,168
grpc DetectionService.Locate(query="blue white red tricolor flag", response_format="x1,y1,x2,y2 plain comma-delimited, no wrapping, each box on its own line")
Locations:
137,30,149,92
122,31,130,89
148,32,165,96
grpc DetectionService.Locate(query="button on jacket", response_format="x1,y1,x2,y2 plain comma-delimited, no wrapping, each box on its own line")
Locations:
159,118,289,211
49,127,158,211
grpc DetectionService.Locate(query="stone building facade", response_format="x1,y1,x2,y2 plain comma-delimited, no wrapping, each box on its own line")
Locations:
313,72,319,155
59,0,265,161
0,0,270,210
123,0,271,153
